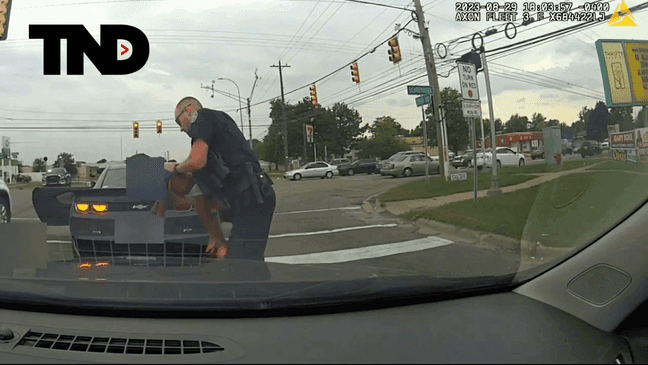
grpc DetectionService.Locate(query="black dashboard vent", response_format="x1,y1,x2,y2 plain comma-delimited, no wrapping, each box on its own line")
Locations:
17,331,224,355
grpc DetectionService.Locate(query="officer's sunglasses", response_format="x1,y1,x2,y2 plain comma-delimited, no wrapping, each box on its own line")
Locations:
175,105,190,125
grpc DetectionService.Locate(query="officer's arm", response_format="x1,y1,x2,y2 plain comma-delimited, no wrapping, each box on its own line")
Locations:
174,138,208,174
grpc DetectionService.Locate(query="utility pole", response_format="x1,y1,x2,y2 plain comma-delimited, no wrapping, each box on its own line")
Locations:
413,0,446,179
271,61,290,171
247,69,260,150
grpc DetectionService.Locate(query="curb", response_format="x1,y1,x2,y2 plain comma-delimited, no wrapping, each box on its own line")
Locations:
414,217,575,260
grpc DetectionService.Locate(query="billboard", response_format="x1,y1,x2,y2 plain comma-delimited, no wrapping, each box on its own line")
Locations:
637,127,648,155
595,39,648,107
610,131,635,149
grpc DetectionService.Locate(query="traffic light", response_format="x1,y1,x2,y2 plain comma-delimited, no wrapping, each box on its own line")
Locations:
387,37,402,64
309,84,318,107
133,122,139,138
457,50,482,72
0,0,13,41
156,120,162,134
350,62,360,84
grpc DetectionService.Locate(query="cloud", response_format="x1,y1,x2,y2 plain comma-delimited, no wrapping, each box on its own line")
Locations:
516,98,526,103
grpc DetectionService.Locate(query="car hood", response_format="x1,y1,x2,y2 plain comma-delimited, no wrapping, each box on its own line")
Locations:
0,257,516,311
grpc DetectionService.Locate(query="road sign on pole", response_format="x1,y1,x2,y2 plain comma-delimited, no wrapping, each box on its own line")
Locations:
457,62,480,101
462,100,482,118
305,124,313,143
415,94,432,107
407,85,433,95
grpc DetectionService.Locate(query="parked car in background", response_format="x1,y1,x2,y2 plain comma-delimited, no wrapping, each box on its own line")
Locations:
42,167,72,187
0,178,12,223
328,158,350,166
376,151,424,174
284,161,339,181
486,147,527,168
380,154,440,178
580,140,602,157
453,149,488,169
337,159,377,176
600,141,609,149
531,148,544,160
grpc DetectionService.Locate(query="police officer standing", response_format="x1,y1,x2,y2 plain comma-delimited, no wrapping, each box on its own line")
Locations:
165,96,276,261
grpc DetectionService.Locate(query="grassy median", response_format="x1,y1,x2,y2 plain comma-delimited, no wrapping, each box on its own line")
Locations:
586,160,648,173
379,173,537,202
497,157,606,175
404,171,648,249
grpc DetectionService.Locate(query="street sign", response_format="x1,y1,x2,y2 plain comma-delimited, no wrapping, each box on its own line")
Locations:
305,124,314,143
457,62,480,101
462,100,481,118
451,172,467,181
11,153,17,158
407,85,433,95
415,94,431,107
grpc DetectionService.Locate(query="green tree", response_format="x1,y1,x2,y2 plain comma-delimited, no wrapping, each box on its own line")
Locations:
504,114,529,133
610,106,634,132
424,87,469,154
531,112,546,130
547,119,560,127
586,101,610,142
635,108,648,129
32,158,46,172
357,116,410,160
56,152,77,175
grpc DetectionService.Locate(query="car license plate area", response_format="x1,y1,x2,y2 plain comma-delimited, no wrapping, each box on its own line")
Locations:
114,212,164,244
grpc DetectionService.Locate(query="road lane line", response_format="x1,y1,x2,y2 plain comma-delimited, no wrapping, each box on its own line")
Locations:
11,218,41,221
265,236,453,264
275,206,361,215
269,223,398,238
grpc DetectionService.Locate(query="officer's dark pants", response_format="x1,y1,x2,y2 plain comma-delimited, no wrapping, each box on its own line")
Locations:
225,181,276,261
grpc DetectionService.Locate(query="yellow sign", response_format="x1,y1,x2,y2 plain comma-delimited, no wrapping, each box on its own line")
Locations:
602,42,633,104
626,42,648,102
609,0,637,26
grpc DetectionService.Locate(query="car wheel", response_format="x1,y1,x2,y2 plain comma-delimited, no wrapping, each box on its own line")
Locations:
403,168,412,177
0,197,10,223
347,169,354,176
325,171,333,179
532,156,535,160
467,160,472,168
581,154,586,159
519,158,525,167
436,166,440,174
293,173,302,181
497,160,502,169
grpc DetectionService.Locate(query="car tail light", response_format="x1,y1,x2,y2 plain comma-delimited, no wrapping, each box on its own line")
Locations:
75,202,91,214
91,203,108,214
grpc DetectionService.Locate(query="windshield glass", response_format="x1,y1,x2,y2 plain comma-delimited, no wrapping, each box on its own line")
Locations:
1,0,647,312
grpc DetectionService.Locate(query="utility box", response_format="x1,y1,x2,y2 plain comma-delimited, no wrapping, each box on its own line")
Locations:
543,126,562,165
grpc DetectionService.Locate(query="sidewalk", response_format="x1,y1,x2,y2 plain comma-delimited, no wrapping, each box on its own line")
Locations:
373,161,610,216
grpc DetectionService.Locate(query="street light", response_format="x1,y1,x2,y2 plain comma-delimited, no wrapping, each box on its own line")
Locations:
217,78,244,133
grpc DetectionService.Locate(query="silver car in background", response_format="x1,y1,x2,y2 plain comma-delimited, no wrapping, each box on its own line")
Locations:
284,161,339,181
380,154,440,178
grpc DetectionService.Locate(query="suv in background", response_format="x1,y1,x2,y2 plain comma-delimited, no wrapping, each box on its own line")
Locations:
328,158,350,166
0,178,12,223
42,167,72,187
580,140,602,158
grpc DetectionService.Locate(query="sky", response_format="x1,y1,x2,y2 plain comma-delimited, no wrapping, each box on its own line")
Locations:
0,0,646,166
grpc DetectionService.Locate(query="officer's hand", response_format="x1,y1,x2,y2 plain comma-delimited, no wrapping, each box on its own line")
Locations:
206,238,227,259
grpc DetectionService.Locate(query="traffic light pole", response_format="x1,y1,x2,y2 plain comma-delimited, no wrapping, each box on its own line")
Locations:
413,0,446,180
271,61,290,172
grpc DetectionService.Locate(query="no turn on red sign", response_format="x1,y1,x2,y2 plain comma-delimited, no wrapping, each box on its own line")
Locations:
457,62,479,101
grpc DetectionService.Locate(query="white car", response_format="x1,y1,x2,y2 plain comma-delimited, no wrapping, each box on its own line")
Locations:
0,178,12,223
284,161,339,181
484,147,527,168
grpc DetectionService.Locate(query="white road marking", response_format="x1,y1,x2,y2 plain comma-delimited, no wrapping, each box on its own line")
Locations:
275,206,361,215
266,236,453,264
11,218,41,221
269,223,398,238
47,240,72,244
